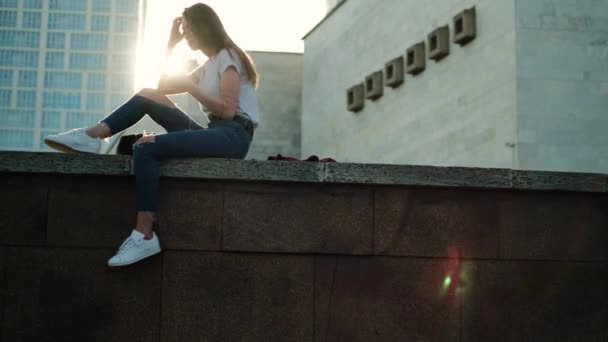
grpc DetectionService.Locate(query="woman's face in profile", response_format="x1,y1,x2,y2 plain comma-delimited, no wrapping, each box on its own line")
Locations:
181,18,201,50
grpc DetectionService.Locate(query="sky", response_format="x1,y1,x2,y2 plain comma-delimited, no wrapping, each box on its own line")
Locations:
136,0,327,87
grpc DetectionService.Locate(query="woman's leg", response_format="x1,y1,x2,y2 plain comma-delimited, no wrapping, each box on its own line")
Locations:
87,88,203,138
131,124,250,237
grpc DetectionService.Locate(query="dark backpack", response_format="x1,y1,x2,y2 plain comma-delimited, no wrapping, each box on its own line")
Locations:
116,134,143,155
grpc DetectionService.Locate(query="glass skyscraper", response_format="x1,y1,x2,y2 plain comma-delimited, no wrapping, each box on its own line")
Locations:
0,0,140,151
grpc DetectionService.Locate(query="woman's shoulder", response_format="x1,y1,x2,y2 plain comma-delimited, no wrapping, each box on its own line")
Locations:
216,48,241,63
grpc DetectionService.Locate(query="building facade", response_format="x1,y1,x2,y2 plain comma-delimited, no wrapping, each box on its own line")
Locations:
0,0,140,151
303,0,608,173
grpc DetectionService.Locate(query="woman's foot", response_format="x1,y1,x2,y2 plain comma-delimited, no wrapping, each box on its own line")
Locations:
107,230,161,267
44,128,107,153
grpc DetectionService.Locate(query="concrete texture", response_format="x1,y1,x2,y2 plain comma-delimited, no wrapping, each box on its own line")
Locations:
303,0,518,168
304,0,608,174
247,51,303,160
2,152,608,191
515,0,608,173
161,252,314,341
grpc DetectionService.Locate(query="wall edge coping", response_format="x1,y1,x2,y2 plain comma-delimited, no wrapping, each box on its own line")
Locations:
1,151,606,192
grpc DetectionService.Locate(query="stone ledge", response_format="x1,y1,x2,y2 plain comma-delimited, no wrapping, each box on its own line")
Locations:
1,152,607,192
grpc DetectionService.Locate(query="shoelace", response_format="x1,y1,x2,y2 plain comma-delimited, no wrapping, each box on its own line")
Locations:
117,237,142,253
66,128,86,135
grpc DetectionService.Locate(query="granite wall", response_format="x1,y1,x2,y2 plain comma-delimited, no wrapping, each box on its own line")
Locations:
1,152,606,341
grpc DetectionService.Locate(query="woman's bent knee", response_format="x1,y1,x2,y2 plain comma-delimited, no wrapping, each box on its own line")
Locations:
136,88,175,108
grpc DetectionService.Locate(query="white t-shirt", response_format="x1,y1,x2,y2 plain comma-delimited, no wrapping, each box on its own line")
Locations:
197,48,259,124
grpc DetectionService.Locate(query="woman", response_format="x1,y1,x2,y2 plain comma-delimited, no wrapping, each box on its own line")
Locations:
44,3,259,267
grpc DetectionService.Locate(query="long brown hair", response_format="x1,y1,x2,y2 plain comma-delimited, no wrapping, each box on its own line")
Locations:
182,3,259,87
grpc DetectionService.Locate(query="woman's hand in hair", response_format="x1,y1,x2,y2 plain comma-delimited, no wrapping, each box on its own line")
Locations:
157,73,195,95
168,17,184,47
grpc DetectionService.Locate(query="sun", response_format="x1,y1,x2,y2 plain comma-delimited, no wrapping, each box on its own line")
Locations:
134,0,203,89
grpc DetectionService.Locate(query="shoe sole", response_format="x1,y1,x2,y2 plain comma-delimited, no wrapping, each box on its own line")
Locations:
107,247,162,267
44,138,98,154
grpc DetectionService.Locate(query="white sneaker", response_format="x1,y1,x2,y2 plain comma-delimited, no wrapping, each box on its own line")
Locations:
44,128,106,153
107,230,161,267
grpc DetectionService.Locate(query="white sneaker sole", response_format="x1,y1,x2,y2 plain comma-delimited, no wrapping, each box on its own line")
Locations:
107,247,162,267
44,137,100,154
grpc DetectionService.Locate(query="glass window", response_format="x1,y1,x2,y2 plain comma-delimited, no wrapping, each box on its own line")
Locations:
0,89,11,106
0,10,17,27
65,111,103,128
110,93,129,108
111,73,134,92
16,90,36,108
44,71,82,89
22,11,41,28
92,0,110,13
0,51,38,67
47,32,65,49
111,54,133,72
69,53,106,70
71,33,108,51
113,16,138,33
45,52,64,69
48,13,86,30
0,130,33,149
18,70,37,87
0,30,40,48
0,109,35,128
49,0,86,12
115,0,139,14
24,0,42,9
0,0,18,9
0,69,12,87
43,92,81,109
86,93,105,110
41,111,61,129
90,15,109,32
112,34,137,50
87,73,105,90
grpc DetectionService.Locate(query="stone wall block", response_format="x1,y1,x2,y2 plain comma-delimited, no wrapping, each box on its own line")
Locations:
0,176,48,246
314,256,460,341
157,180,223,250
462,260,608,341
374,187,500,258
512,170,607,192
2,247,161,341
499,192,608,261
47,177,136,248
223,184,373,254
161,252,313,342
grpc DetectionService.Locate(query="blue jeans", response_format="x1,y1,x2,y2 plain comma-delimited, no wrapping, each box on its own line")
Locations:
101,95,252,211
